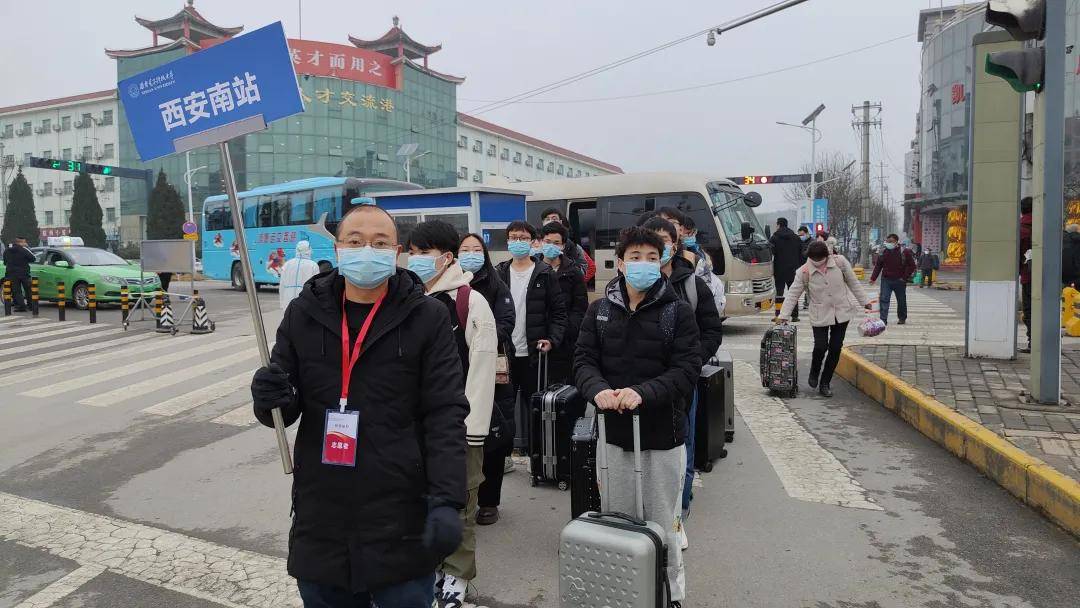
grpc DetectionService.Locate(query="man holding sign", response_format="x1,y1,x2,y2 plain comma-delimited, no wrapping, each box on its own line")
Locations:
251,204,468,607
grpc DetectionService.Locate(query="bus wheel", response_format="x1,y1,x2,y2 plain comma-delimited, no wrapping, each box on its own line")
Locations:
318,261,333,273
230,263,246,291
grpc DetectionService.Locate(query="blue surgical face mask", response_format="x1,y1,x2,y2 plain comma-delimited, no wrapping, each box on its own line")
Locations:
799,234,809,242
530,245,543,257
407,253,445,284
661,244,674,266
458,252,485,273
683,235,697,249
337,246,397,288
884,242,897,250
624,260,661,291
542,243,563,260
508,240,532,258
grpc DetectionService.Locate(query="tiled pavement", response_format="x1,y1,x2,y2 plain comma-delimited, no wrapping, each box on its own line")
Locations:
853,343,1080,483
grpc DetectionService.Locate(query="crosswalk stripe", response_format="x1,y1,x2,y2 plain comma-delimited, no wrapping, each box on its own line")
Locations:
0,326,114,355
141,370,255,416
0,320,79,338
0,333,186,388
80,349,259,407
0,316,41,324
0,332,157,373
0,323,104,347
0,318,48,329
21,336,251,398
210,403,255,427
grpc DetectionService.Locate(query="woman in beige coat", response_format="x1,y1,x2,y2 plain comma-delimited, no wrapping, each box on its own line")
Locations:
776,241,872,397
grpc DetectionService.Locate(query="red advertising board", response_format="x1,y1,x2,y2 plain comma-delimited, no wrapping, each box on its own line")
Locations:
40,227,71,238
287,39,397,90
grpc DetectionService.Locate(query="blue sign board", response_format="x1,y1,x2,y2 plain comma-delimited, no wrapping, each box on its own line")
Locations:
870,228,880,243
118,22,303,162
811,198,829,227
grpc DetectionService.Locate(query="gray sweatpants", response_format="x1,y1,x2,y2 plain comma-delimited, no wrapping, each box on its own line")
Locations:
599,442,687,601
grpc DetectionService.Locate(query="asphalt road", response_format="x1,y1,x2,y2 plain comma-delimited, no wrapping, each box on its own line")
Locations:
0,280,1077,607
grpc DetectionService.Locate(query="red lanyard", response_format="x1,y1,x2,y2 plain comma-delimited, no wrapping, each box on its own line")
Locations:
339,292,385,411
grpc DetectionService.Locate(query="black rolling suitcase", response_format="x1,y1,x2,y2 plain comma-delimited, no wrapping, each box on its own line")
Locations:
530,352,586,490
695,350,733,472
569,416,601,518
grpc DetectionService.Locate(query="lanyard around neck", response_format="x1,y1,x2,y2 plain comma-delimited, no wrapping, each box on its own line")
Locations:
339,291,385,412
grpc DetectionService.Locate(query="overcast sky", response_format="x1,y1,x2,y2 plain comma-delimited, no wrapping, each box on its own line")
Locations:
0,0,942,211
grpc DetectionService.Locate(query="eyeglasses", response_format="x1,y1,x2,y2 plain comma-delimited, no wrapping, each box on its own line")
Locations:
336,238,396,249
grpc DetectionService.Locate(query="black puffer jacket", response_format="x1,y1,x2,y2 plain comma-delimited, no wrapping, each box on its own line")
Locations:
469,262,515,351
550,254,589,361
496,260,568,356
574,276,701,451
770,226,803,278
668,255,723,361
255,269,468,592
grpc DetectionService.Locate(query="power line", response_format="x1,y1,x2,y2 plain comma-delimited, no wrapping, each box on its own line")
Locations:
461,32,914,105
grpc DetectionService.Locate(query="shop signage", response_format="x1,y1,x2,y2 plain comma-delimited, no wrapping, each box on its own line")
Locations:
287,39,398,89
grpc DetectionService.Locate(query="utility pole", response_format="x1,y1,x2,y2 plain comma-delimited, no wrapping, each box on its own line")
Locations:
852,101,882,266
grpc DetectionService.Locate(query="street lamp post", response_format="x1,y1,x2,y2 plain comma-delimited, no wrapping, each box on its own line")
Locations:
777,103,825,225
183,150,208,224
404,150,432,184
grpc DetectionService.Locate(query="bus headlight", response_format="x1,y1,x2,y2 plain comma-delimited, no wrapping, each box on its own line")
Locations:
728,280,752,294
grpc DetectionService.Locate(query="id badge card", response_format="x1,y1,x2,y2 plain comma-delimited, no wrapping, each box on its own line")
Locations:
322,409,359,467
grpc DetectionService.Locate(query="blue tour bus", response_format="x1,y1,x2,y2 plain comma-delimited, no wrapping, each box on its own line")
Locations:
201,176,419,289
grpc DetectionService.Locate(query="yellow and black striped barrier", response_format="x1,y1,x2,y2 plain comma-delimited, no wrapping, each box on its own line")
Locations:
2,279,11,316
120,285,129,328
57,281,66,322
31,277,39,317
87,284,97,324
153,290,163,330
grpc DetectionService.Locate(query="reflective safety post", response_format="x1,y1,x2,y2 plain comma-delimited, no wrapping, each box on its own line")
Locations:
153,290,163,330
31,277,39,317
220,139,292,474
1,279,11,316
120,285,130,328
57,281,66,322
88,284,97,324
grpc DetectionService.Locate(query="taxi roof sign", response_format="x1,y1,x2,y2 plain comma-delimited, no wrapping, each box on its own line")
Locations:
47,236,84,247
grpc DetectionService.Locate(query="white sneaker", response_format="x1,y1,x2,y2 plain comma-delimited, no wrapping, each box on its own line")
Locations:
504,456,515,474
440,574,467,608
678,521,689,551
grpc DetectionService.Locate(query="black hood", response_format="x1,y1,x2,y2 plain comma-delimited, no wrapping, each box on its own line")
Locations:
295,267,427,338
668,254,695,284
604,274,677,312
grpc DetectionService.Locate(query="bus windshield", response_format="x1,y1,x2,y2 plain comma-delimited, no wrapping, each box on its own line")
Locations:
707,182,767,248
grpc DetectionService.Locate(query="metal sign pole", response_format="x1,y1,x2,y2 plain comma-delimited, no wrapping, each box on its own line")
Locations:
219,140,293,474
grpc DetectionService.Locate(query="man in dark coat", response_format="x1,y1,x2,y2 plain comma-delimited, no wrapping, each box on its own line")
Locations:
769,218,803,321
539,221,588,385
540,207,591,280
3,237,36,312
1019,197,1033,352
1062,224,1080,288
574,226,701,605
870,233,917,325
250,205,468,607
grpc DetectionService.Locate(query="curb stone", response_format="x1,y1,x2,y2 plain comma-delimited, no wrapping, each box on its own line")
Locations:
836,348,1080,538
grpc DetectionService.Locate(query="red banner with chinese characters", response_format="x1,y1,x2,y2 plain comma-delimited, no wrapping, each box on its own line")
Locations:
287,39,398,90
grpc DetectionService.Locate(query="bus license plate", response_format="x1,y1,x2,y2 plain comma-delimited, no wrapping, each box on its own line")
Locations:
760,299,773,311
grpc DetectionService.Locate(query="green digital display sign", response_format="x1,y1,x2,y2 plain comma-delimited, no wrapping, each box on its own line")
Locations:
27,157,150,181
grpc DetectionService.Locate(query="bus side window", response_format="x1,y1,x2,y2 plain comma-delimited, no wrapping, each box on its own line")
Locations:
257,196,274,228
272,194,291,227
314,187,340,222
596,195,646,248
242,197,259,228
290,191,314,225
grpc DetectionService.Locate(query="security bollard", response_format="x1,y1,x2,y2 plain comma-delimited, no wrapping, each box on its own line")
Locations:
88,284,97,324
2,279,11,316
120,285,129,328
31,276,39,317
57,281,66,322
190,289,215,334
153,290,163,330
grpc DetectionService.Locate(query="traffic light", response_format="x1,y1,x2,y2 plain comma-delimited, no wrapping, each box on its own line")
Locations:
984,1,1046,93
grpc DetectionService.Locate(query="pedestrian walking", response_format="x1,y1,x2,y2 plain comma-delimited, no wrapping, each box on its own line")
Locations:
249,204,468,608
2,236,35,312
870,233,916,325
644,217,722,550
918,248,940,288
798,226,811,310
539,221,588,386
573,226,702,607
769,218,803,321
1019,197,1033,352
278,240,321,310
406,220,498,608
1062,224,1080,288
777,241,873,397
456,233,517,527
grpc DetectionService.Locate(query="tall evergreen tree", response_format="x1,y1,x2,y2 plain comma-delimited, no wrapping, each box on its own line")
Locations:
69,172,107,248
146,169,185,240
1,169,40,245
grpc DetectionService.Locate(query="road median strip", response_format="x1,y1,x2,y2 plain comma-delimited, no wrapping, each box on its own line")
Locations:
836,348,1080,537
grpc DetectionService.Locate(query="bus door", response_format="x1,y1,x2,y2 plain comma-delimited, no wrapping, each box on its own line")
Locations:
568,199,604,292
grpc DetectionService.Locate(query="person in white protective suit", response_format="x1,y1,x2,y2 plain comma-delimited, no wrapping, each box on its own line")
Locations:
278,240,321,310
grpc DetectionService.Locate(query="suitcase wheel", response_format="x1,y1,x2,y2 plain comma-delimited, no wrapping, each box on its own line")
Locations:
719,447,728,459
701,460,714,473
725,430,735,443
530,476,538,487
558,481,569,491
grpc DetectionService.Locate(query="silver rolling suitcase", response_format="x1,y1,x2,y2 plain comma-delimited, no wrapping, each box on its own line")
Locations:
558,412,669,608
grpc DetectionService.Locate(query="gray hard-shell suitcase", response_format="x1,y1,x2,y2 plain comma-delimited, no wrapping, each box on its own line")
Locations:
714,349,736,443
558,412,670,608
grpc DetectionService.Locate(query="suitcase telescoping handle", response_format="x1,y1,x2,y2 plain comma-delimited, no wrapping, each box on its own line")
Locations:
537,349,549,391
596,409,645,522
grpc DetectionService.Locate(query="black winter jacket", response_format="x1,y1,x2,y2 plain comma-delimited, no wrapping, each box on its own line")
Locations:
574,277,701,451
469,263,515,351
496,259,568,357
255,269,469,593
2,244,35,278
549,254,589,361
1063,231,1080,284
668,256,723,362
770,226,803,278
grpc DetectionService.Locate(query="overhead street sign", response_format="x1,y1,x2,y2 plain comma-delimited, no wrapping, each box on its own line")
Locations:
118,21,304,162
728,172,825,185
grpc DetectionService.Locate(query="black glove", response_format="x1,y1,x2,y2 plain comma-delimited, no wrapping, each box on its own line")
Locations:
422,505,462,559
251,363,294,416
